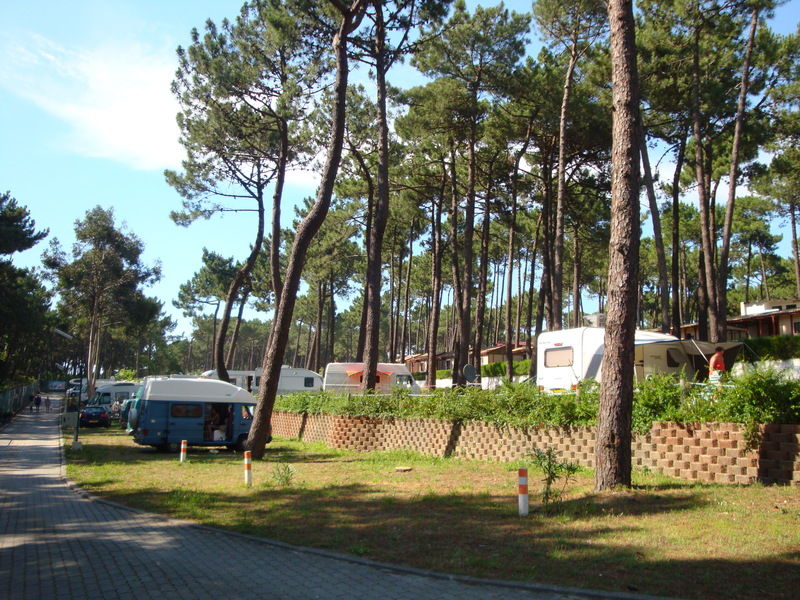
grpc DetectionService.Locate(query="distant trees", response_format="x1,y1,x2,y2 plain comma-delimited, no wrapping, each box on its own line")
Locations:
0,192,50,382
43,207,160,397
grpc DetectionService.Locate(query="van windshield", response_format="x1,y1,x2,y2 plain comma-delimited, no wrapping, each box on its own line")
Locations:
396,374,413,387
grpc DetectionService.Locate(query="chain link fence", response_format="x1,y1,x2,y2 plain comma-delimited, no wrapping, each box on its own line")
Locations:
0,382,40,423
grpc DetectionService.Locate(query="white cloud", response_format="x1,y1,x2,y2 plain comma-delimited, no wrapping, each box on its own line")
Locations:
0,32,183,171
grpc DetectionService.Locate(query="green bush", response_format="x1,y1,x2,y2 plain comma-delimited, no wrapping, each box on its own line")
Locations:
435,369,453,380
272,369,800,433
742,335,800,361
480,359,531,378
632,373,685,434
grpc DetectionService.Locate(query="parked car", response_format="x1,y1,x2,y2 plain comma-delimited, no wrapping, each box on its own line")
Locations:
79,406,110,428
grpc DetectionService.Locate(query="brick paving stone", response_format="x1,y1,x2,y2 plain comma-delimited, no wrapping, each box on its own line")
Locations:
0,397,682,600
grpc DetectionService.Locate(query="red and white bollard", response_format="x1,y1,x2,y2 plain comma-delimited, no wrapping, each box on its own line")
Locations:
518,467,529,517
244,450,252,487
179,440,187,463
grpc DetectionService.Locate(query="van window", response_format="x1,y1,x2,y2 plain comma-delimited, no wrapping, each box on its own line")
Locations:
241,405,254,419
396,374,413,387
304,377,315,388
544,347,573,367
170,404,203,418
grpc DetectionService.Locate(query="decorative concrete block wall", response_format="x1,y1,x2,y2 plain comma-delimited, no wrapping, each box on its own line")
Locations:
271,411,800,485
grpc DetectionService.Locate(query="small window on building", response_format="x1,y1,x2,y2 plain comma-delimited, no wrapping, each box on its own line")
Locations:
544,347,573,368
787,304,797,310
304,377,315,388
793,322,800,334
170,403,203,418
255,376,261,388
774,305,783,311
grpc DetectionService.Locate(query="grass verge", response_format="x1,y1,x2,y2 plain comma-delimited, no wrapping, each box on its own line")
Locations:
65,428,800,600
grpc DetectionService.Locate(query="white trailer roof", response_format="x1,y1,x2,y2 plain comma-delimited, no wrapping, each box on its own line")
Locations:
142,377,254,403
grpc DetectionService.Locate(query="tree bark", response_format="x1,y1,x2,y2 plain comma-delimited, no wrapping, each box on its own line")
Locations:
553,50,579,331
717,7,759,340
596,0,641,491
362,3,390,389
215,188,264,384
639,126,670,333
426,168,445,390
692,26,721,342
671,132,687,337
247,2,364,459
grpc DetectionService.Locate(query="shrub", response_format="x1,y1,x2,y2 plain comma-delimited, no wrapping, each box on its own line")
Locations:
480,359,531,378
742,335,800,361
271,369,800,434
632,373,685,433
711,367,800,445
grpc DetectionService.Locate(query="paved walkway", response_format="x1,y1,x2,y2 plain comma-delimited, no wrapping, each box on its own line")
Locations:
0,398,677,600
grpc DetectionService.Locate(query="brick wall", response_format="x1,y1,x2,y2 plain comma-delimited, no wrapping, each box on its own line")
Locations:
271,411,800,485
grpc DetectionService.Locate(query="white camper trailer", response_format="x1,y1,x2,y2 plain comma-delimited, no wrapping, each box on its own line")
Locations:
202,366,322,396
323,362,421,394
536,327,740,393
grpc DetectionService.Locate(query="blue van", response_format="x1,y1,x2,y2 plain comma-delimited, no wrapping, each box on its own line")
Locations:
130,377,261,452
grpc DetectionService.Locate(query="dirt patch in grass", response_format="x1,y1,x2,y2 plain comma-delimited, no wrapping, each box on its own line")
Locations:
66,429,800,600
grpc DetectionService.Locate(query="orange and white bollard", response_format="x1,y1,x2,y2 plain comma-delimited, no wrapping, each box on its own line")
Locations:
244,450,252,486
179,440,187,463
518,467,529,516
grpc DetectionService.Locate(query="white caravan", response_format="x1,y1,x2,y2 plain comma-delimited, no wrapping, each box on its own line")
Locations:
86,381,138,411
323,362,421,394
536,327,740,393
201,366,322,396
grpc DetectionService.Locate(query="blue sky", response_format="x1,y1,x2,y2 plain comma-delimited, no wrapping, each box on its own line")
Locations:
3,1,799,338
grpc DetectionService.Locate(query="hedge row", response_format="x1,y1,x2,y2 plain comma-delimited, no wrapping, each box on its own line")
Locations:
742,335,800,361
273,368,800,443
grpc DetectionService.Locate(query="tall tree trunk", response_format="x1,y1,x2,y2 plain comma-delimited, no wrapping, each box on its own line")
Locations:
247,2,363,459
327,277,336,365
791,204,800,298
400,234,413,363
216,186,265,383
745,242,752,304
354,147,375,362
526,216,542,377
640,125,670,333
671,132,687,337
692,25,720,342
553,50,579,331
426,171,445,390
697,251,709,340
717,7,759,340
572,231,582,328
759,247,771,301
270,123,288,302
474,196,492,367
596,0,641,491
362,2,390,389
225,287,250,368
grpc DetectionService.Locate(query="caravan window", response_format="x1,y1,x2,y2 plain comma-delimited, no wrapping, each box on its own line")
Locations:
666,349,682,368
304,377,315,388
544,347,573,367
170,404,203,418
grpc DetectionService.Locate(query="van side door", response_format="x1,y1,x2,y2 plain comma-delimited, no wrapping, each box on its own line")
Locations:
167,403,204,443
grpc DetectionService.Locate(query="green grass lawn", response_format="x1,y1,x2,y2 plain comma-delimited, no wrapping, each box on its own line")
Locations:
65,428,800,600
